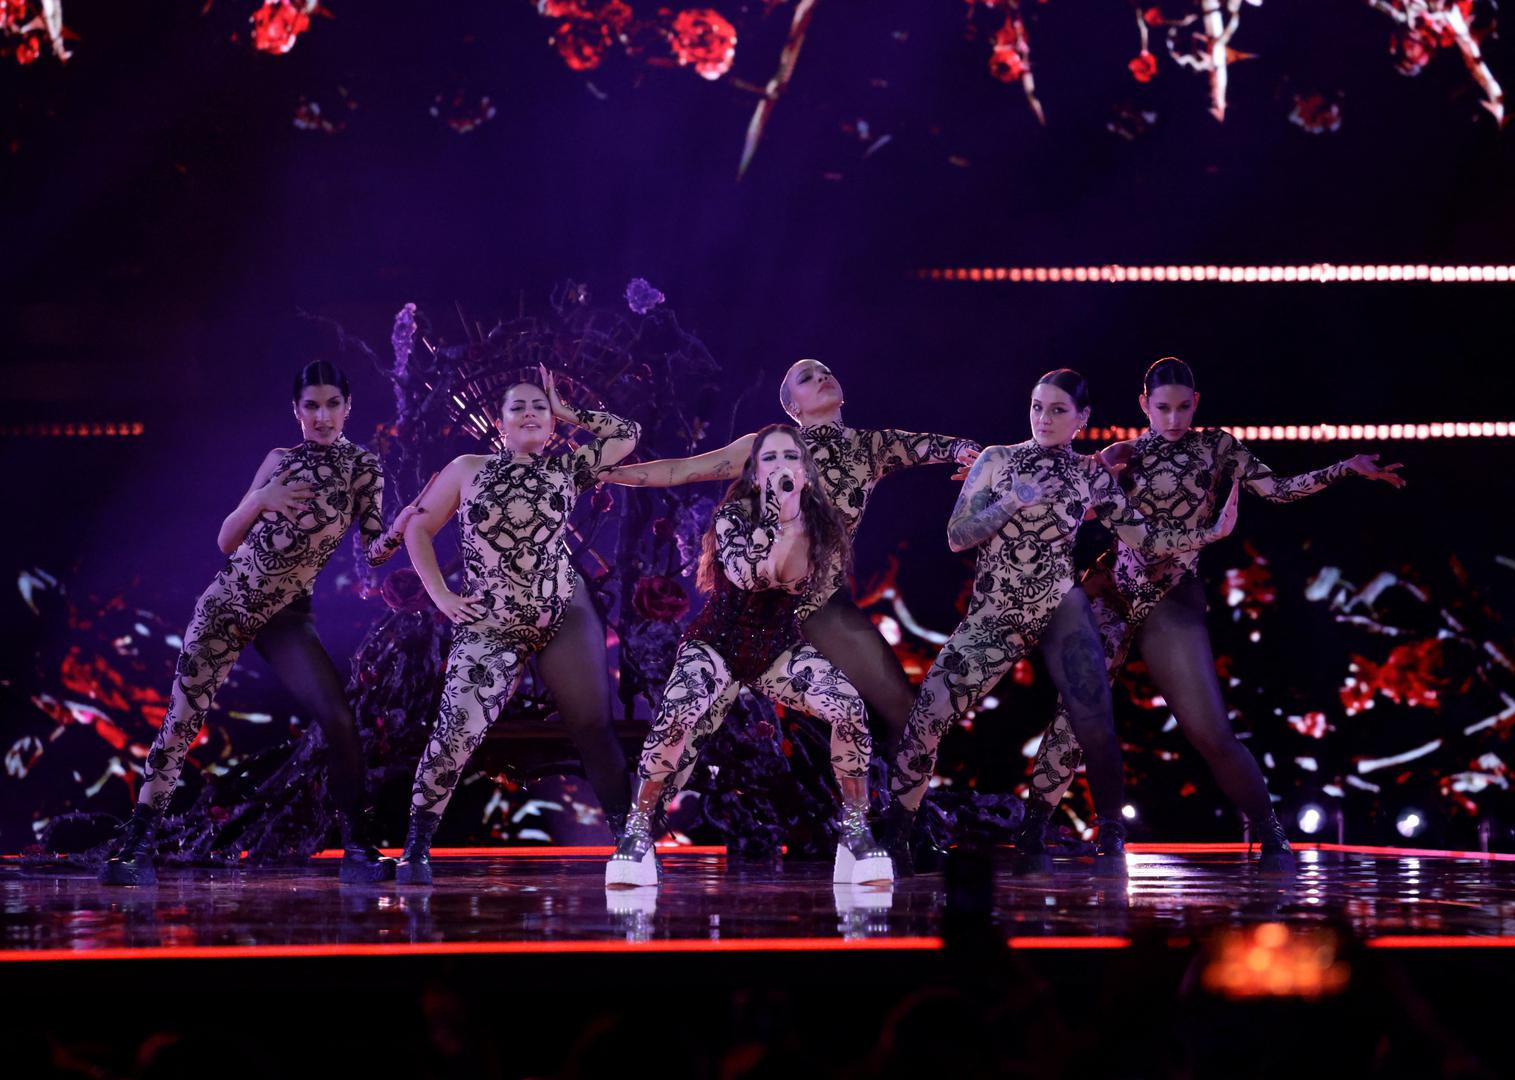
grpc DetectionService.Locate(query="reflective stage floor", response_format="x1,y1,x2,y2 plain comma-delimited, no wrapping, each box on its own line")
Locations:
4,843,1514,957
5,844,1515,1078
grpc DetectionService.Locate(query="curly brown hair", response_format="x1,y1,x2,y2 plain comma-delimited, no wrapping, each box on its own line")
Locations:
696,424,851,594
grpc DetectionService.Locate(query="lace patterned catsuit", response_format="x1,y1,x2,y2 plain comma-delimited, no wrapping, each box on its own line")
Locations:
1030,429,1353,815
408,406,640,816
781,422,981,752
890,441,1219,816
139,437,402,813
637,501,872,797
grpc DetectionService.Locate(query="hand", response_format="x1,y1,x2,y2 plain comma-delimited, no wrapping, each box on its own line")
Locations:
257,465,315,519
538,363,575,423
389,503,425,539
762,468,799,520
1210,480,1241,540
1005,470,1052,508
951,445,982,482
1345,453,1406,488
434,590,487,625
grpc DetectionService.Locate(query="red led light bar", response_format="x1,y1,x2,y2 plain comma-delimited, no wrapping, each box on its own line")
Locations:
918,264,1515,284
1075,423,1512,442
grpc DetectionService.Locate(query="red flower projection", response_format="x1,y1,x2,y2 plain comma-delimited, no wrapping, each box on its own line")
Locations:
552,16,613,71
987,18,1029,83
1288,712,1330,739
1341,639,1450,714
1,0,28,33
1224,547,1277,618
632,575,691,622
1394,27,1437,76
1289,92,1343,134
251,1,313,56
1128,49,1158,83
670,8,737,81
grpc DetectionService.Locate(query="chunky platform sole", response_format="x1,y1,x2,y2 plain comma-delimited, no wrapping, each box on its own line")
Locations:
99,860,156,887
834,844,894,886
605,847,659,888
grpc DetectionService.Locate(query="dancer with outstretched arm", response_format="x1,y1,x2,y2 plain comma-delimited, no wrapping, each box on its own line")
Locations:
890,369,1238,876
605,358,979,871
606,424,891,888
1018,357,1404,871
397,366,640,884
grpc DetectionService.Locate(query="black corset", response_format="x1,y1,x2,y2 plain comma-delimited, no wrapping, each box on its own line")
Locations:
683,575,803,684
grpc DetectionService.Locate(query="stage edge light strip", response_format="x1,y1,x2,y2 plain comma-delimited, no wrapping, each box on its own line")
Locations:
1,422,146,438
917,264,1515,284
1076,423,1513,442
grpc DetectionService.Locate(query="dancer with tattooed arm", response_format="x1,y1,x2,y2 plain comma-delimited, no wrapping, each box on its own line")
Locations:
606,425,892,888
101,361,419,886
396,366,640,884
891,369,1240,875
1019,357,1405,871
605,358,979,872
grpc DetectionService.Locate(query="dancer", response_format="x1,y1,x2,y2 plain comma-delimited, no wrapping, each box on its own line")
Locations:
101,361,418,886
397,366,640,885
606,424,891,888
1020,357,1405,869
605,359,978,867
890,369,1239,874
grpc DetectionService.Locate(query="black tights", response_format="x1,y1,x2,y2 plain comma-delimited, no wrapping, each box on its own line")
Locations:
801,590,913,759
1136,576,1273,822
535,573,631,822
252,602,367,813
1041,588,1127,821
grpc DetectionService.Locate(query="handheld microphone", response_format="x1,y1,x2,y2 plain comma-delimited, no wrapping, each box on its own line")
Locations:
780,475,795,493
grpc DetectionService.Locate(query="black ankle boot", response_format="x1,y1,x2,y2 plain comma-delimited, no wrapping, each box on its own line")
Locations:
335,807,397,885
877,803,917,879
1093,817,1128,877
605,810,629,846
99,805,161,886
1011,799,1055,875
396,810,441,885
1254,810,1296,874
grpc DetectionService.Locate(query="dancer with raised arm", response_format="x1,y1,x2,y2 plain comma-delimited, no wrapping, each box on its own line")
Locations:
397,366,640,884
101,361,417,886
605,358,979,871
890,369,1239,875
606,425,891,888
1019,357,1405,871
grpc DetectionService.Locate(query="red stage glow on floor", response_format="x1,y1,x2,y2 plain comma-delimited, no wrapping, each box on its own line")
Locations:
305,845,734,859
226,842,1515,863
0,936,1136,964
1366,936,1515,949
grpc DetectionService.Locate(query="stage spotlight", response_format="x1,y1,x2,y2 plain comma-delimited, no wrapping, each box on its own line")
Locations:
1395,808,1427,839
1121,804,1137,821
1297,804,1325,835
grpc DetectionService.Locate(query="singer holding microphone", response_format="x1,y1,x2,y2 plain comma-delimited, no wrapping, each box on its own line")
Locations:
606,425,893,888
